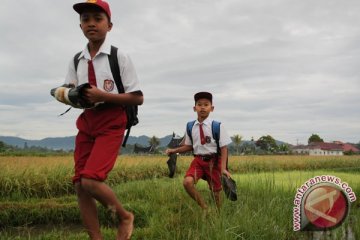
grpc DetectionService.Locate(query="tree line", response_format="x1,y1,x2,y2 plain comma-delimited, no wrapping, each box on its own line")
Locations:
145,133,360,155
1,133,359,156
0,141,70,156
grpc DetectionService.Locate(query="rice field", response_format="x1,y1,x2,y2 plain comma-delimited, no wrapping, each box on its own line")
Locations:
0,155,359,239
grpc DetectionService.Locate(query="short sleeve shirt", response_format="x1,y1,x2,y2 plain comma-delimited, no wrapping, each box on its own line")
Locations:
184,118,232,155
64,39,141,94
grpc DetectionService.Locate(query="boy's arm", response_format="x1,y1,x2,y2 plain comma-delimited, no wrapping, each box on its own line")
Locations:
83,87,144,106
165,126,193,155
220,146,231,178
165,144,193,155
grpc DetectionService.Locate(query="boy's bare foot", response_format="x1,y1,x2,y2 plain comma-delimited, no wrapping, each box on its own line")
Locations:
117,212,134,240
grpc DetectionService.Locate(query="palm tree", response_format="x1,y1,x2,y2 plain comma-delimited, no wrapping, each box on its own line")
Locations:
232,134,242,155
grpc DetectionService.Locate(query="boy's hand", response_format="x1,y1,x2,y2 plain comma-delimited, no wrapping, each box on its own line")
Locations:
165,149,174,156
83,85,105,104
222,169,231,178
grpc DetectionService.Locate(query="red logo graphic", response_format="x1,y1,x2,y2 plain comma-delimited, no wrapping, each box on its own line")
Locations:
103,79,114,92
304,185,348,229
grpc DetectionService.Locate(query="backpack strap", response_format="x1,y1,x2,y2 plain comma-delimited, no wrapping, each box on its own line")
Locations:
73,46,123,92
107,46,133,147
74,51,82,72
108,46,125,93
186,120,227,169
212,120,229,170
187,120,221,150
186,120,196,144
211,120,221,155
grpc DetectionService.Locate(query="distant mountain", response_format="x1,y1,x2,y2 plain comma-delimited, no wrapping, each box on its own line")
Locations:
0,136,76,150
0,134,293,151
0,135,175,151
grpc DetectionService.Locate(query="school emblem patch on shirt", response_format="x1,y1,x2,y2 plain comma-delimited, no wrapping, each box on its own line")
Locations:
103,79,114,92
205,136,211,143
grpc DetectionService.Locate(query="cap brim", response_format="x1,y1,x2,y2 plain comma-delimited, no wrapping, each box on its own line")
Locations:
73,3,103,15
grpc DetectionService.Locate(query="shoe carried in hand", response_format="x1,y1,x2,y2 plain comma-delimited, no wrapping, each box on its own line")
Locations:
221,174,238,201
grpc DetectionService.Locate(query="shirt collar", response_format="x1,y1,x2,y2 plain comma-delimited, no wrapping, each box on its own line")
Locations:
195,117,212,126
79,39,111,60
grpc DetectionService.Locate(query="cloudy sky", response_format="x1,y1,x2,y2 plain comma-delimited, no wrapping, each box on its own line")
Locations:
0,0,359,145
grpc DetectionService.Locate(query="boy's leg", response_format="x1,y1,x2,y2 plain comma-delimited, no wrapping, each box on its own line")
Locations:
183,176,208,210
74,131,103,239
75,182,102,240
80,122,133,240
184,157,208,210
80,178,134,240
206,159,223,210
75,107,131,239
212,190,222,210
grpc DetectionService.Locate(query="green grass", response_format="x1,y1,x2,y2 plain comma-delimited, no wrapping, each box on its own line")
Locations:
1,169,359,240
1,155,359,199
1,155,359,239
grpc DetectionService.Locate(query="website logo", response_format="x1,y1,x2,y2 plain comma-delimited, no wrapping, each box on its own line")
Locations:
293,175,356,231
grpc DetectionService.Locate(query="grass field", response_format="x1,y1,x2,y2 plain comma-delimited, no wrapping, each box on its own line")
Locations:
0,155,359,240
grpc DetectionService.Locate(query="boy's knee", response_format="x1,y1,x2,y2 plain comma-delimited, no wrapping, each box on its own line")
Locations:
74,181,91,198
183,176,194,189
80,178,98,192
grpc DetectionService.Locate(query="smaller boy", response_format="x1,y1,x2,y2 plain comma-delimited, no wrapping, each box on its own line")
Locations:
166,92,232,210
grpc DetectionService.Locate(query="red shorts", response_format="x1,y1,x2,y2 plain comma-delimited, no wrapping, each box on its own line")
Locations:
185,155,222,192
72,105,126,183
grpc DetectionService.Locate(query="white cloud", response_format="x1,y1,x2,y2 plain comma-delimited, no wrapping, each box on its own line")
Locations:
0,0,359,144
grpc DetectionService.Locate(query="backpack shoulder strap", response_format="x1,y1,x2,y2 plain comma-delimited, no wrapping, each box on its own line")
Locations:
211,120,221,142
73,51,82,72
73,47,122,90
211,120,229,170
107,46,129,146
211,120,221,155
108,45,125,93
186,120,196,144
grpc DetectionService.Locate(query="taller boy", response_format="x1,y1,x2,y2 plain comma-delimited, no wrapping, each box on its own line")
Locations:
166,92,232,210
62,1,143,239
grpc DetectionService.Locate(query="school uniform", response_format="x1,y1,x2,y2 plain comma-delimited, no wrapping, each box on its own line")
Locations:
64,39,141,183
184,117,232,192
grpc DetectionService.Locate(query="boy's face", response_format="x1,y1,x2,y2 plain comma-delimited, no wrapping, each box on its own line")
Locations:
80,8,112,43
193,98,214,121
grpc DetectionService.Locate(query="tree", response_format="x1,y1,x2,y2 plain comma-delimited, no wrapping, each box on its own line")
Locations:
232,134,242,155
308,134,324,144
240,142,256,155
278,144,290,153
256,135,278,153
148,136,160,152
0,141,6,152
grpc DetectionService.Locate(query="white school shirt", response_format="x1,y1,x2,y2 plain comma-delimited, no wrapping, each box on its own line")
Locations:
184,118,232,155
64,39,141,94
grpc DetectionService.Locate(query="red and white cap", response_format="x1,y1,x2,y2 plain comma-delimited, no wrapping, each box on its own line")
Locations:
73,0,111,19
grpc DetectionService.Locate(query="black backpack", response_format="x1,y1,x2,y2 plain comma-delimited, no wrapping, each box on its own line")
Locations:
74,46,139,147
